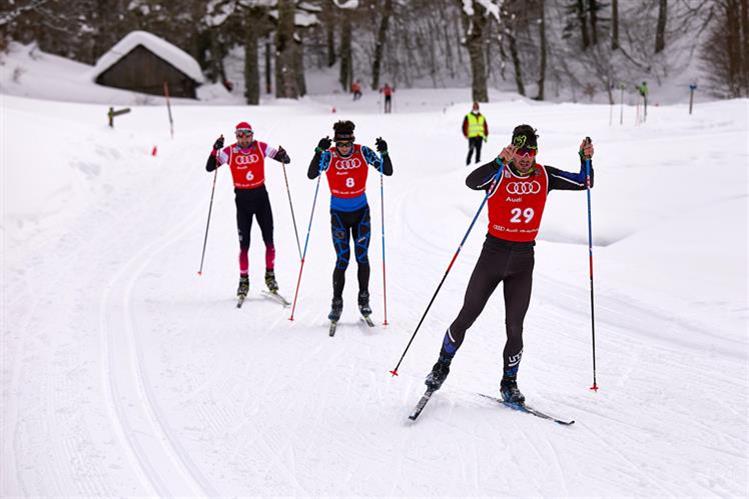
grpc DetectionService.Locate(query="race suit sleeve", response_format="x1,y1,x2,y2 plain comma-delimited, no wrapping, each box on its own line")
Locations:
362,145,393,176
307,150,331,179
546,159,594,191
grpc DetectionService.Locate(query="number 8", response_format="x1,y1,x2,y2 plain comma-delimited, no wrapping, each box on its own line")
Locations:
346,178,355,188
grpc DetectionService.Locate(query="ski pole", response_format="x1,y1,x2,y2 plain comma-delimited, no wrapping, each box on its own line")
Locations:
282,162,303,260
389,160,504,376
197,168,218,275
379,152,389,326
583,137,598,391
289,174,322,321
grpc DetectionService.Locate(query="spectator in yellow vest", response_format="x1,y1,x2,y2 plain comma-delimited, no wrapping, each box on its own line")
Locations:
462,102,488,165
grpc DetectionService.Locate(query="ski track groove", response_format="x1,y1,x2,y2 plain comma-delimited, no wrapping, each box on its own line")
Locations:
7,215,124,495
100,197,215,496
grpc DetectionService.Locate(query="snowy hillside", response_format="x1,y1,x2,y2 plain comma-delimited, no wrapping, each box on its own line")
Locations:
2,51,748,496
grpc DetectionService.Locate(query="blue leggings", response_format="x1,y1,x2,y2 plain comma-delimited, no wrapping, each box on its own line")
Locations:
331,206,371,298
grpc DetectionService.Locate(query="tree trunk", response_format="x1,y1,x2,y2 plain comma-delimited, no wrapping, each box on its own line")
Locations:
611,0,619,50
324,0,336,67
265,40,272,94
294,34,307,97
577,0,590,50
535,0,546,100
275,0,299,98
244,11,260,104
457,0,489,102
371,0,393,90
507,32,525,96
740,0,748,95
589,0,598,45
339,8,352,92
655,0,667,53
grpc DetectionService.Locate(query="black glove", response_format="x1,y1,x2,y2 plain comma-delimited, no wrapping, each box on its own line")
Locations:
213,135,224,150
317,137,332,150
375,137,388,153
276,145,290,164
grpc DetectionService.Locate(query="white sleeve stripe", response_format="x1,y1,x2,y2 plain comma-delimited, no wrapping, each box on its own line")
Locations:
550,172,584,186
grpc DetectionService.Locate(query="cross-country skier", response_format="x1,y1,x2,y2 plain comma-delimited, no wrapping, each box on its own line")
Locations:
206,121,291,301
307,120,393,322
423,125,594,403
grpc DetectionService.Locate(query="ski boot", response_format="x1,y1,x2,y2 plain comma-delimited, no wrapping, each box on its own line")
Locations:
237,275,249,298
265,269,279,293
500,377,525,404
425,355,452,391
328,297,343,322
358,290,372,317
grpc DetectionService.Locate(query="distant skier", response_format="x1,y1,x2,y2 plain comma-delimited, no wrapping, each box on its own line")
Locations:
637,81,649,121
351,80,363,101
462,101,489,165
380,83,394,113
422,125,595,403
307,120,393,323
206,122,291,302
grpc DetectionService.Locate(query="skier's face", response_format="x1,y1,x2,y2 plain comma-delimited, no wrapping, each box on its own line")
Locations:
513,147,536,173
236,130,253,148
335,141,353,156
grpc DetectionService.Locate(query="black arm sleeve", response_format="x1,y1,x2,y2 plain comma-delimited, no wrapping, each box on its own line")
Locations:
206,154,218,172
546,160,594,191
307,151,322,179
466,160,500,190
381,154,393,176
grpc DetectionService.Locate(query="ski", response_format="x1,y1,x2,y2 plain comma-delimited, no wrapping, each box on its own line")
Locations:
261,290,291,307
477,393,575,426
360,315,375,327
329,321,338,337
408,388,436,421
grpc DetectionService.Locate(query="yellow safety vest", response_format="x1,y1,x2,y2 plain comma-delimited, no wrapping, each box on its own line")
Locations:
466,113,486,138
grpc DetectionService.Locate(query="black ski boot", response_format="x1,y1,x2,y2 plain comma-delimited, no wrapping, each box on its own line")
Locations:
265,270,279,293
500,377,525,404
425,355,452,391
237,275,249,298
328,297,343,322
358,290,372,317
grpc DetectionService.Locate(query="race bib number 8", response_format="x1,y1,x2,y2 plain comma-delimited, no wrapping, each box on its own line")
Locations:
346,177,355,188
510,207,535,223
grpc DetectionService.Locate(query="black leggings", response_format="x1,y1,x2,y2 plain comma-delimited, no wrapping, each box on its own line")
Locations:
439,235,534,378
235,187,274,275
466,136,483,164
331,206,371,299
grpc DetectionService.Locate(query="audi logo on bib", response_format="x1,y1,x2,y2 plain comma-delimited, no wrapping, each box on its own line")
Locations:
235,154,260,165
506,181,541,195
335,158,362,170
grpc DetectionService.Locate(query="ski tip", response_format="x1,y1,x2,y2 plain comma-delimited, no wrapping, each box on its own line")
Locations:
389,369,399,377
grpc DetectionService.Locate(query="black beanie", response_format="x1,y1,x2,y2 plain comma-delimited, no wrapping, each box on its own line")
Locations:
333,120,356,141
511,124,538,149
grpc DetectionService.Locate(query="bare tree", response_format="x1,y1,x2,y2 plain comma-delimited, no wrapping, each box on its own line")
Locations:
339,6,352,91
455,0,493,102
535,0,547,100
611,0,619,49
275,0,299,98
700,0,748,97
371,0,393,90
655,0,667,53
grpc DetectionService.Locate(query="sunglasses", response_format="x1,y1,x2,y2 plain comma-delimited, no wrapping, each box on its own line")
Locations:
336,141,353,148
515,147,537,158
235,130,253,137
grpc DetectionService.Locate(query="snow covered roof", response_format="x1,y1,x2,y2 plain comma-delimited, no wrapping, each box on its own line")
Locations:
92,31,204,83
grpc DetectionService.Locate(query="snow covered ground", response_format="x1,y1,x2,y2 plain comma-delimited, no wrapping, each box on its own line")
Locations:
2,44,748,497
